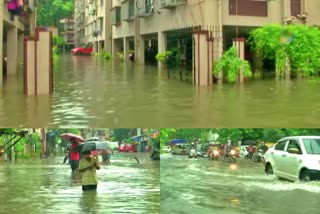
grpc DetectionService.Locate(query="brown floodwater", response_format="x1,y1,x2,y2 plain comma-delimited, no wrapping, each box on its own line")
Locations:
0,54,320,127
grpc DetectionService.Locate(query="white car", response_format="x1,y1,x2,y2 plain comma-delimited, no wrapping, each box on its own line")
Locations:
264,136,320,181
163,146,171,153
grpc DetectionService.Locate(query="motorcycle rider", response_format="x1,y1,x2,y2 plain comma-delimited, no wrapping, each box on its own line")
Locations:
224,140,232,158
259,142,269,153
247,144,255,159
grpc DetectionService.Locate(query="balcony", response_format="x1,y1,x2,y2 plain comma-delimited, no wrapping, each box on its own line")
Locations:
160,0,186,9
136,2,154,18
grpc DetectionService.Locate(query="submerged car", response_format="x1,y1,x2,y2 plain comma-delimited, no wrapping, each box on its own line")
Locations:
264,136,320,182
71,44,93,55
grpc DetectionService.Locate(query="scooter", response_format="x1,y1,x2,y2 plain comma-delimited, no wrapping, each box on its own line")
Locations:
209,150,220,160
188,148,198,158
224,149,237,163
252,149,265,163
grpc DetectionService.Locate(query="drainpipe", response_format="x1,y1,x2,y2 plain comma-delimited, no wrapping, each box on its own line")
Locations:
217,0,223,83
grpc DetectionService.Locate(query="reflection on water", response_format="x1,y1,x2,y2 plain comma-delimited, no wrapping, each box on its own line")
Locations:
161,154,320,214
0,153,160,214
1,54,320,127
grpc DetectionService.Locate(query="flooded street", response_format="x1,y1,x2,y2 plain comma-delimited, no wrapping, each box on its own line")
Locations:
1,55,320,127
0,152,160,214
161,154,320,214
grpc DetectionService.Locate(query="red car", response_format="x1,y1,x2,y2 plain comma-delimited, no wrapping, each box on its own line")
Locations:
71,44,93,55
118,144,137,153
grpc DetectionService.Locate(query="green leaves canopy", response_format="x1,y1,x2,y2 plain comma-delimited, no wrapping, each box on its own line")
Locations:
37,0,74,30
248,24,320,76
213,47,252,83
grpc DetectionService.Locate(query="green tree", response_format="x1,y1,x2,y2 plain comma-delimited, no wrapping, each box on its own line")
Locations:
249,24,320,78
37,0,74,30
113,129,131,142
213,47,252,83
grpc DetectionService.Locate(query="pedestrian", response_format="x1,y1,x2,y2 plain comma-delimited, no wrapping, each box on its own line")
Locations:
247,144,255,159
69,138,80,173
79,150,100,191
102,148,113,163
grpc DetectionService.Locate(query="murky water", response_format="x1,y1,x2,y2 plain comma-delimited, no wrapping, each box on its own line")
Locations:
1,54,320,127
160,154,320,214
0,153,160,213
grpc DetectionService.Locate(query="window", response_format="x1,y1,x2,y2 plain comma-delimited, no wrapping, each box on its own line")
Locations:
229,0,267,17
287,140,302,153
291,0,301,17
111,6,121,26
274,141,287,151
128,0,134,18
145,0,154,14
302,139,320,154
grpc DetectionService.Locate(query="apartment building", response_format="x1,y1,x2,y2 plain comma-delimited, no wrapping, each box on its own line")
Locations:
74,0,112,53
0,0,36,84
111,0,320,66
60,18,75,50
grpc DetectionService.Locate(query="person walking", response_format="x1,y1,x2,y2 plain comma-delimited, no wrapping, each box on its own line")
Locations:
79,151,100,191
69,138,80,173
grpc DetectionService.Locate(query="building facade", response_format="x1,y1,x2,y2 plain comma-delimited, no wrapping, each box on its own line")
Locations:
74,0,112,53
0,0,36,84
60,18,75,51
111,0,320,66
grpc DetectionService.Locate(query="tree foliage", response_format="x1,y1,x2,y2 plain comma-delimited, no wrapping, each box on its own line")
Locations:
248,24,320,76
161,128,320,146
112,129,132,142
37,0,74,30
213,47,252,83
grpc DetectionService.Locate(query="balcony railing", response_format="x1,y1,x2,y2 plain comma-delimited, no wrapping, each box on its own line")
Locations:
136,1,154,18
160,0,186,9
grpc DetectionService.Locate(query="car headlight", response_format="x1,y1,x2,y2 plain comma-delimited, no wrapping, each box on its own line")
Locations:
230,150,236,155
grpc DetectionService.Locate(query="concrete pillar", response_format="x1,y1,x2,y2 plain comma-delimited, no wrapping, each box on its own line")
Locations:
158,31,166,68
18,33,24,68
7,27,18,75
135,35,145,64
233,38,246,83
0,14,3,85
193,30,213,86
112,38,121,60
98,40,101,53
124,37,129,61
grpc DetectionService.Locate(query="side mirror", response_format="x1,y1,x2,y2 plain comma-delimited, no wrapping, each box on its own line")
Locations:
288,148,302,155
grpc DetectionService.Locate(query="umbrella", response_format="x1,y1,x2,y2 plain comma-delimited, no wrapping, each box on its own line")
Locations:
80,140,112,152
61,133,84,143
86,137,100,141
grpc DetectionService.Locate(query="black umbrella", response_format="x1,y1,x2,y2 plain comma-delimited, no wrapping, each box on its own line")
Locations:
80,141,112,152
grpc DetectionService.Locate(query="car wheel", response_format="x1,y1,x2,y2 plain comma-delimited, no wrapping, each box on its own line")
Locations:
300,169,311,182
265,164,273,175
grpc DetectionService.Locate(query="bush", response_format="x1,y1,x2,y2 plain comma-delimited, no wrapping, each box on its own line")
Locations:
213,47,252,83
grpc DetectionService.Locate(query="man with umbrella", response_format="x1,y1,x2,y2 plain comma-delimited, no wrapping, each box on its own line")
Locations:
70,138,80,173
78,140,110,191
79,150,100,191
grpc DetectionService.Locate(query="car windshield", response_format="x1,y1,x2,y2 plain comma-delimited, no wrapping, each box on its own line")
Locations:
302,138,320,154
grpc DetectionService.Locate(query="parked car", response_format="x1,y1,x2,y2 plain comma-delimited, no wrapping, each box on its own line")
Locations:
264,136,320,182
163,146,171,153
118,144,137,153
71,44,93,55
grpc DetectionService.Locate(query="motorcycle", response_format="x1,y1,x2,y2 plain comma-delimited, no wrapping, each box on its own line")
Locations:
252,149,265,163
188,148,198,158
224,149,237,163
209,150,220,160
